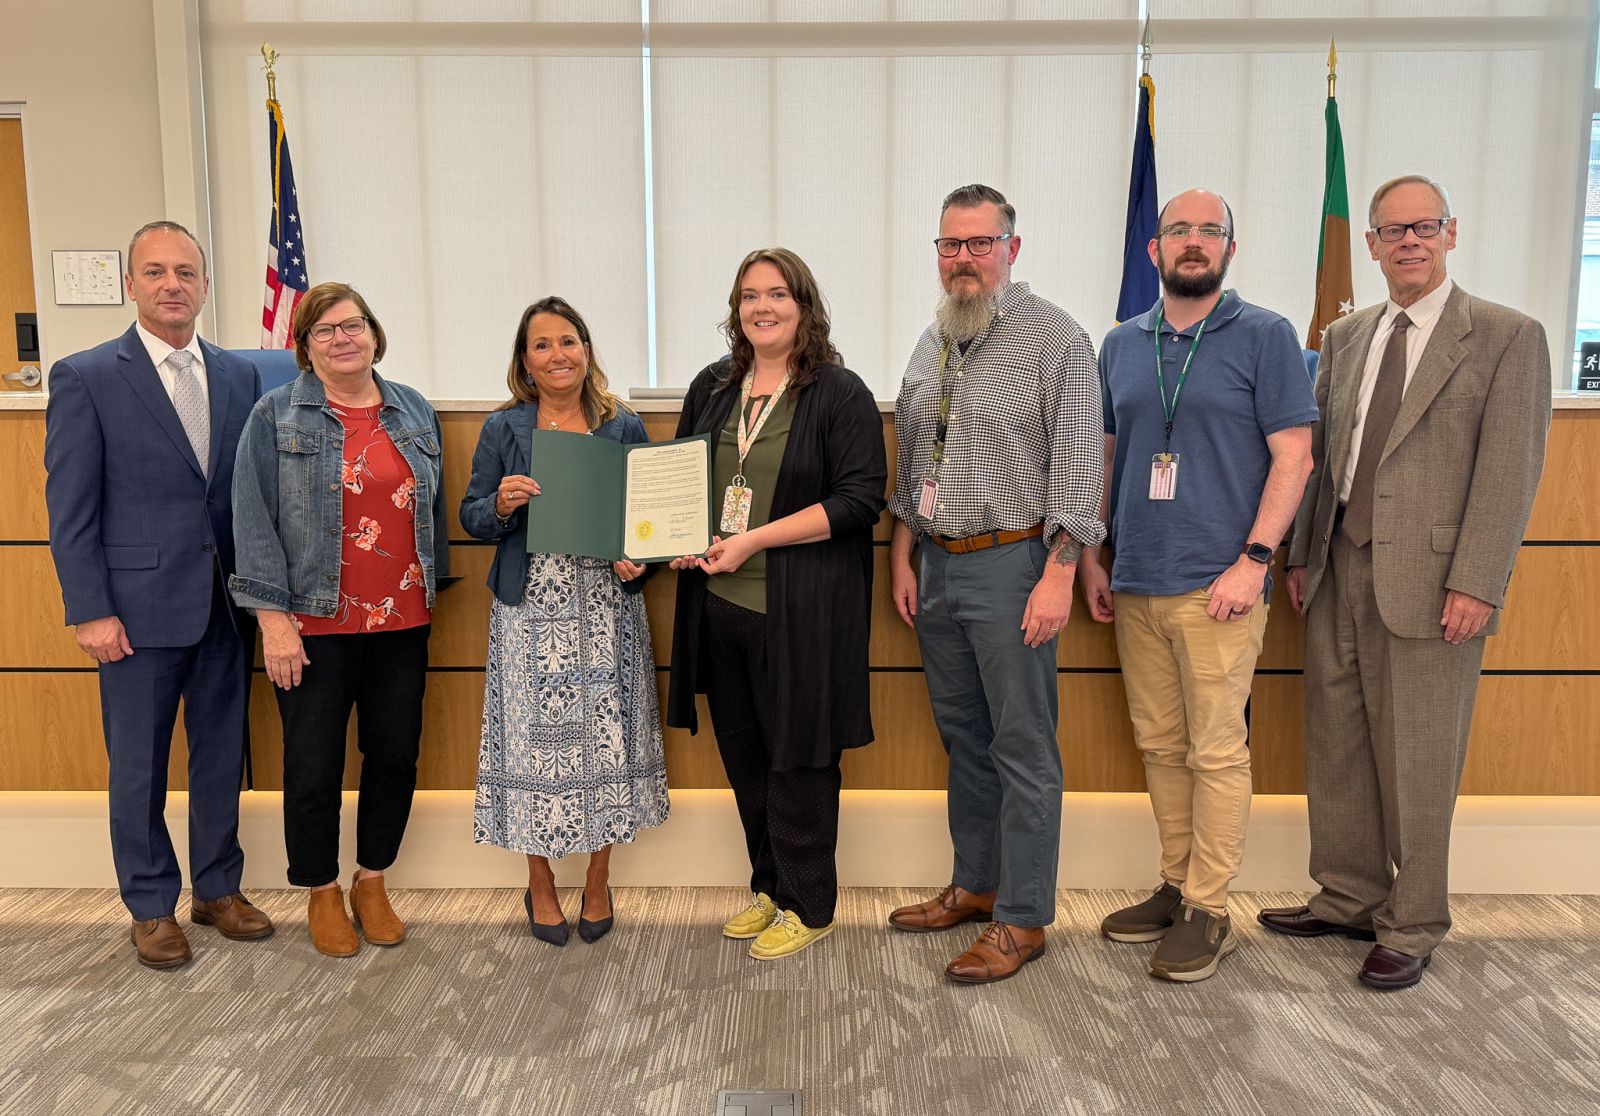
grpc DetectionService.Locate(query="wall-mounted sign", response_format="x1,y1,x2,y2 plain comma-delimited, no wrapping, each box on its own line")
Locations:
51,250,123,306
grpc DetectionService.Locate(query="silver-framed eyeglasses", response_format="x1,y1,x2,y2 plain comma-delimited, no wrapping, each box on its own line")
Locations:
308,316,369,343
934,234,1015,258
1371,218,1450,243
1159,223,1230,241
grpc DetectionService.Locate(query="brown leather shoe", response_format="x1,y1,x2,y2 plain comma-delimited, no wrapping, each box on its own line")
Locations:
308,885,361,958
944,922,1047,984
1359,944,1430,990
350,872,406,946
130,916,191,970
191,893,275,941
1257,905,1377,941
888,885,995,933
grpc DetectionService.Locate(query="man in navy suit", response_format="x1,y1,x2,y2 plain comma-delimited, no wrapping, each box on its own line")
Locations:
44,221,273,968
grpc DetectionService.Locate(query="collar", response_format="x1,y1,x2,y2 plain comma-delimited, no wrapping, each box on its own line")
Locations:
1133,289,1245,336
1383,277,1453,332
135,321,205,371
288,368,396,411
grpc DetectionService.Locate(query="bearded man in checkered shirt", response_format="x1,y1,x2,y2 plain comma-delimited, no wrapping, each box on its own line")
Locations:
886,183,1105,985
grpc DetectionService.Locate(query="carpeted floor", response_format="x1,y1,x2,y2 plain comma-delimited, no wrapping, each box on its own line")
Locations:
1,888,1597,1115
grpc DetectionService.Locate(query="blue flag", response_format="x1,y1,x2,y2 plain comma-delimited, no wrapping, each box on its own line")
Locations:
1116,74,1159,323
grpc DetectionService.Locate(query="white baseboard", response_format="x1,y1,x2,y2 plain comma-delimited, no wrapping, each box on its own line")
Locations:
1,790,1596,894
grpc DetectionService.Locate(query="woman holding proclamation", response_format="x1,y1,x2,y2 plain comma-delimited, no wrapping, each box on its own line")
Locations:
231,282,450,958
461,296,669,947
668,248,886,960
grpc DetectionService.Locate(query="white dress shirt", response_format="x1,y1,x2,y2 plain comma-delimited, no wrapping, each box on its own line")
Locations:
135,321,210,410
1338,278,1454,502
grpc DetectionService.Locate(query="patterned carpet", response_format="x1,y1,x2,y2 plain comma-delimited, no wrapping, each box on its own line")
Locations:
1,888,1597,1116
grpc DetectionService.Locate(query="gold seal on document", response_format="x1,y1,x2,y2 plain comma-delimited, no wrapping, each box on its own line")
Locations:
635,521,654,541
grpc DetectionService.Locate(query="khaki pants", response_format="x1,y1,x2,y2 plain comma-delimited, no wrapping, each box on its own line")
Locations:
1114,588,1268,915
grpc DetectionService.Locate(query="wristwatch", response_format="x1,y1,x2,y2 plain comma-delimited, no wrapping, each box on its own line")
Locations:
1242,541,1273,565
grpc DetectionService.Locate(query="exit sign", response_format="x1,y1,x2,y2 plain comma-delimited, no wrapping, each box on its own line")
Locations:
1581,342,1600,391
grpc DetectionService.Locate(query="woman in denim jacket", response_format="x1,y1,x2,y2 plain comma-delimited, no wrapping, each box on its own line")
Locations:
230,282,448,958
461,296,668,947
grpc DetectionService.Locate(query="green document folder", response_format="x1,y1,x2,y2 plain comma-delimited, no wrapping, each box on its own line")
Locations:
526,429,712,563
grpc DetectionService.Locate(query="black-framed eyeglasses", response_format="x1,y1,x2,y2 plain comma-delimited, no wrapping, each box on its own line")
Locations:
1371,218,1450,243
1159,223,1230,242
934,234,1014,258
308,316,369,343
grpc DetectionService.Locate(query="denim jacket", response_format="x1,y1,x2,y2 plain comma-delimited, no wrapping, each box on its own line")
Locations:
230,370,450,616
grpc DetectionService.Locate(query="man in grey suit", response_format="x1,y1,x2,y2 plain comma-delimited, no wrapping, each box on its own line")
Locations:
1260,175,1550,989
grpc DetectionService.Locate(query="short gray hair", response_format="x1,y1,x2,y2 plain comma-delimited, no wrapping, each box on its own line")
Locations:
126,220,208,277
940,183,1016,236
1367,175,1452,228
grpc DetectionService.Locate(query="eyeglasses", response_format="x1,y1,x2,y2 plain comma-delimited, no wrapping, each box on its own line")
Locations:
1370,218,1450,243
1158,224,1230,241
308,316,369,343
934,234,1014,258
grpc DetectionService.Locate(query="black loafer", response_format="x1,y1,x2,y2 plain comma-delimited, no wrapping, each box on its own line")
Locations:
578,886,614,944
1257,905,1377,941
525,888,569,947
1359,944,1430,990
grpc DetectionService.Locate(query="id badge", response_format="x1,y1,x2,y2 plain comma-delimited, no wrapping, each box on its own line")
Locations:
720,483,753,534
1149,453,1179,501
917,477,939,521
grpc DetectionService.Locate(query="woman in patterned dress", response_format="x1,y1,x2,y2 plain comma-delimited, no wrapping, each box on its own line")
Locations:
461,296,668,946
231,282,450,957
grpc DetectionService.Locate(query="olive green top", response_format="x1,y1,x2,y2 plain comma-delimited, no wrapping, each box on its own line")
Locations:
706,389,794,614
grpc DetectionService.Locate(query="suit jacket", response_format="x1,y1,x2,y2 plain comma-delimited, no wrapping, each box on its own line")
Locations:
1288,285,1551,639
44,324,262,647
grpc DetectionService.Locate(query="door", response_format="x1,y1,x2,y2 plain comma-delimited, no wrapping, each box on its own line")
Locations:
0,116,41,392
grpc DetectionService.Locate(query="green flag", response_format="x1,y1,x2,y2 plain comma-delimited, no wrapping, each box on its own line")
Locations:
1307,94,1354,350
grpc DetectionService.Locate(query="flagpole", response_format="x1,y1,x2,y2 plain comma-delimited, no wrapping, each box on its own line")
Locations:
1328,37,1337,99
261,41,278,105
1141,15,1152,77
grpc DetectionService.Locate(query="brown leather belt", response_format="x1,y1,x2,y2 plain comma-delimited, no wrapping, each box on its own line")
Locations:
927,523,1044,555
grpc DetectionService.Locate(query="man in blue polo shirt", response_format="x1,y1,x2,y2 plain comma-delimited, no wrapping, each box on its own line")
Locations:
1080,189,1317,981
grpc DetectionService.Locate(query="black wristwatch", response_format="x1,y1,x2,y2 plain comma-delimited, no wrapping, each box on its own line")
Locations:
1242,542,1273,565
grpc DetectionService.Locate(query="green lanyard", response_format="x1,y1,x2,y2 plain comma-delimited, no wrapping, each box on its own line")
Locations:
931,343,965,469
1152,290,1229,456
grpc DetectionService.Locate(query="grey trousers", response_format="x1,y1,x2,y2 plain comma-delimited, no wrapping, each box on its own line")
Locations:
916,537,1061,928
1303,532,1485,956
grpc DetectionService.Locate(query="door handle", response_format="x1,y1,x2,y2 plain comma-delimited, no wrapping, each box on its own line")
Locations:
4,366,41,388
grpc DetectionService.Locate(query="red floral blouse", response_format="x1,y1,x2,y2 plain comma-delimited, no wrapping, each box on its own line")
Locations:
293,405,431,636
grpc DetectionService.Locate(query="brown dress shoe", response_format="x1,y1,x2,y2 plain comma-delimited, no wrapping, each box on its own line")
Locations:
944,922,1047,984
130,916,191,970
1359,944,1430,990
350,872,406,946
308,885,361,958
191,893,275,941
888,885,996,933
1257,905,1377,941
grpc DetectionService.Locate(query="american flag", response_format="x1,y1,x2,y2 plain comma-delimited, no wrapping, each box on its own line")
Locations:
261,99,308,348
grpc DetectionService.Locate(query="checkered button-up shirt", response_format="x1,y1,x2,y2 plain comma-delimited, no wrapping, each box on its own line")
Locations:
890,281,1106,550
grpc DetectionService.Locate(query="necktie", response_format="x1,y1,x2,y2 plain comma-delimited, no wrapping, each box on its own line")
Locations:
168,349,210,480
1342,311,1411,548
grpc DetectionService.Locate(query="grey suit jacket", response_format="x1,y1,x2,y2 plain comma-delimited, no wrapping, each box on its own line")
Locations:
1288,285,1551,639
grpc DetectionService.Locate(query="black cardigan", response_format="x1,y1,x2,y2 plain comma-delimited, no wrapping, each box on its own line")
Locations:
667,360,888,770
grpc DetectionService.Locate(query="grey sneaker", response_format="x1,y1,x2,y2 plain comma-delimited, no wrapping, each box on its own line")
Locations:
1148,903,1236,982
1101,882,1183,943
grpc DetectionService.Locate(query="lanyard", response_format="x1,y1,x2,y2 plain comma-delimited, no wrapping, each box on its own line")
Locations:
1152,290,1229,455
733,367,790,484
931,343,965,469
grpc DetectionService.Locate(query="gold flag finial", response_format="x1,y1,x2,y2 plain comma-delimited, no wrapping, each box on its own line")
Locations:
261,41,280,103
1141,16,1153,77
1327,37,1338,98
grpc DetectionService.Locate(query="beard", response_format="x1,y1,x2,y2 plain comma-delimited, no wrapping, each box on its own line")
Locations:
936,267,1000,344
1159,250,1229,299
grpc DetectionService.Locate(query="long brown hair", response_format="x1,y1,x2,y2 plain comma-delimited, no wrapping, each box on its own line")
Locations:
498,295,625,424
720,247,839,392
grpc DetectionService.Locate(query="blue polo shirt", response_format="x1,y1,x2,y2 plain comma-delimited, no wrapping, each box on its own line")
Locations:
1100,291,1318,596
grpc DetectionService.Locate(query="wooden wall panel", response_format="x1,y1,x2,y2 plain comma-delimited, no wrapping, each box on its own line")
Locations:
1463,676,1600,795
0,545,81,667
1527,412,1600,541
1249,675,1308,795
1485,546,1600,669
0,412,48,539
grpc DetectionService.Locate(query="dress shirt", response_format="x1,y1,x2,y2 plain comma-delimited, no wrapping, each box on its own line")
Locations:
889,281,1105,550
1338,278,1453,502
135,321,209,410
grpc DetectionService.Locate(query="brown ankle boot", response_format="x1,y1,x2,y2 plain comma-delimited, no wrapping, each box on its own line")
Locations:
350,872,406,946
308,885,360,957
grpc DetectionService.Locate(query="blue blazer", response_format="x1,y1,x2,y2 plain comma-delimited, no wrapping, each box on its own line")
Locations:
44,324,262,647
459,402,650,605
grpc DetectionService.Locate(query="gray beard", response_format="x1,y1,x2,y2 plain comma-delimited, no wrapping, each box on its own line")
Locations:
936,290,998,344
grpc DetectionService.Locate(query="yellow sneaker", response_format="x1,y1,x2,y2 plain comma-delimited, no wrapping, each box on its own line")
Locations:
749,909,834,960
721,892,778,939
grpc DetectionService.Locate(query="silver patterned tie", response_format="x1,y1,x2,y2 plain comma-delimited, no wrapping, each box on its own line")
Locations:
167,349,210,479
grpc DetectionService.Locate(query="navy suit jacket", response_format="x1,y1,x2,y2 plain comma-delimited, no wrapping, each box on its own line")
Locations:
44,324,263,648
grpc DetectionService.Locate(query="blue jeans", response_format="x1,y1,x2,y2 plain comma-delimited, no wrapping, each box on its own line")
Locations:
916,537,1061,927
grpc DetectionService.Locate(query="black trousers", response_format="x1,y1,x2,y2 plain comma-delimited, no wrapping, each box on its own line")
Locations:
274,624,430,888
702,592,842,928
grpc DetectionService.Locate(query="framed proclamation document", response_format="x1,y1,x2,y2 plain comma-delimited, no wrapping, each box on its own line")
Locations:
525,430,712,562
